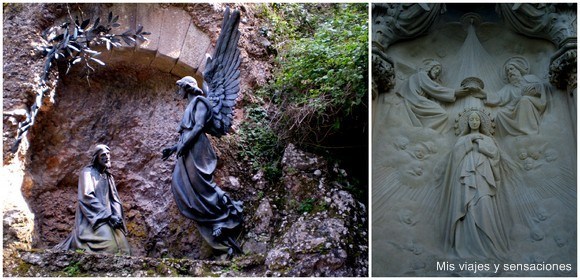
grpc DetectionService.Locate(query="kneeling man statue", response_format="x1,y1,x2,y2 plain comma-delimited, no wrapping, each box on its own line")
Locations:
55,144,131,255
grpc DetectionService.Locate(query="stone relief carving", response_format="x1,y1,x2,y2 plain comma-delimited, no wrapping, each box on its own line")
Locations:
484,57,548,137
497,3,576,47
384,59,472,132
372,50,395,98
496,3,577,92
372,3,446,98
373,4,576,277
372,3,446,51
441,109,509,259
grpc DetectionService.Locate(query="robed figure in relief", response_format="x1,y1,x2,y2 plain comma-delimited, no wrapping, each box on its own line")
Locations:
485,56,547,136
389,59,471,132
440,109,509,259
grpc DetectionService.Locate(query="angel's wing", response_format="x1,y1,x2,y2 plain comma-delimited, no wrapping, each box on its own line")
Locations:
202,7,242,137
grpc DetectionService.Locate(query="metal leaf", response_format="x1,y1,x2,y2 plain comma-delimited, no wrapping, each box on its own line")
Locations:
92,17,100,30
113,15,119,23
72,57,82,65
112,22,121,28
89,57,106,66
81,18,90,30
84,49,100,55
121,36,135,45
52,34,64,42
108,11,113,23
136,25,143,34
67,44,80,52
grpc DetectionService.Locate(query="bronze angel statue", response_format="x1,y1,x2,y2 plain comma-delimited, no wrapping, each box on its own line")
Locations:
162,7,243,256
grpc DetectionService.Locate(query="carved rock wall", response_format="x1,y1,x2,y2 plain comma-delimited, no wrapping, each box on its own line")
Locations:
3,3,273,258
4,3,367,277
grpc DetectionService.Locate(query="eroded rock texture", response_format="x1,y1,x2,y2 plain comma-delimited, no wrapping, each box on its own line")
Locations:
3,3,368,277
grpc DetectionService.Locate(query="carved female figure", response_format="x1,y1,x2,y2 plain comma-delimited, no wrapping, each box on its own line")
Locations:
441,109,509,259
486,56,547,136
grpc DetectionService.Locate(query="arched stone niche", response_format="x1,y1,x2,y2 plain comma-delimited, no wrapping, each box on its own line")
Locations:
13,3,236,259
372,3,576,277
23,64,210,258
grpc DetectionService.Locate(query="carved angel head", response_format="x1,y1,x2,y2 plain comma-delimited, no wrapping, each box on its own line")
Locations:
176,76,204,98
422,59,442,80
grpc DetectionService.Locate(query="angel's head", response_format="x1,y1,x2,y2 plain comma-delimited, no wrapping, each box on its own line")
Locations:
422,59,442,80
176,76,204,99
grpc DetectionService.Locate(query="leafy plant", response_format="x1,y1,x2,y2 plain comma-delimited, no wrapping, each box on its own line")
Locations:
237,104,283,182
298,197,316,213
259,4,368,148
63,261,81,276
38,8,150,81
11,4,150,153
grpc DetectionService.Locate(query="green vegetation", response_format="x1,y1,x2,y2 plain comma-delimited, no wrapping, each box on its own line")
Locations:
298,198,315,213
297,197,329,213
238,103,284,182
257,3,368,148
63,261,82,277
244,4,368,197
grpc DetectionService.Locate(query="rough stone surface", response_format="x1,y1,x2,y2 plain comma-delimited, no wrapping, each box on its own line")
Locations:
3,3,366,277
134,4,164,66
5,249,266,277
261,144,368,277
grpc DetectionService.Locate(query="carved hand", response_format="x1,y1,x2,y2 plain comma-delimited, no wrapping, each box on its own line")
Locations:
109,215,123,229
162,146,177,161
455,87,471,98
522,84,540,97
176,143,187,158
471,134,483,142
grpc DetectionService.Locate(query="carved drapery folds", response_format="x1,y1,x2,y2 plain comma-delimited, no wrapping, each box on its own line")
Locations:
372,4,446,97
373,4,576,276
497,3,577,91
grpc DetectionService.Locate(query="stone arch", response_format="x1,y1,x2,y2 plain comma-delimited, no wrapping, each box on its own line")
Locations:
61,4,214,82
